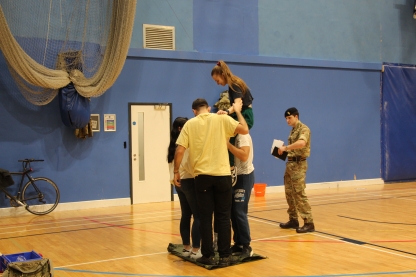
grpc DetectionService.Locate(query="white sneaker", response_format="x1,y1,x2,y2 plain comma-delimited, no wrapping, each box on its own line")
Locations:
190,249,202,260
182,248,192,257
231,167,237,186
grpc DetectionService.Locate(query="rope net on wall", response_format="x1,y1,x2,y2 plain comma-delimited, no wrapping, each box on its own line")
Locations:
0,0,136,105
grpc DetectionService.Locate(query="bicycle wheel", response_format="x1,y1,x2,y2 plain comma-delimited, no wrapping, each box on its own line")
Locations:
21,177,60,215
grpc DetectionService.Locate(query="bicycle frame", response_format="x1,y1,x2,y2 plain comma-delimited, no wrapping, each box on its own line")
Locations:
1,159,59,215
1,161,37,202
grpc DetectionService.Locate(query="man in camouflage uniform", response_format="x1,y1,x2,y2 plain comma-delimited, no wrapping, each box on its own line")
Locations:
277,107,315,233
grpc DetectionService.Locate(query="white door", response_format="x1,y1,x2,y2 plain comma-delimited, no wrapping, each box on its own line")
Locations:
130,104,171,204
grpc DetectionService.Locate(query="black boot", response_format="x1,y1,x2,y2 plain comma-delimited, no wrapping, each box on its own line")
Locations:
296,223,315,233
279,219,299,229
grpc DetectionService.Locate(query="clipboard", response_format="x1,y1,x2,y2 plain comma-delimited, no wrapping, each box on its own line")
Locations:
271,139,288,161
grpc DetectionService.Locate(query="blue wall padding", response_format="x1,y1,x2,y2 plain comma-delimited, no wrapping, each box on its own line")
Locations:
59,83,90,129
381,64,416,181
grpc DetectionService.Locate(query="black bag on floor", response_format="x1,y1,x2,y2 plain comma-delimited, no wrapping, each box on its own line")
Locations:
3,258,53,277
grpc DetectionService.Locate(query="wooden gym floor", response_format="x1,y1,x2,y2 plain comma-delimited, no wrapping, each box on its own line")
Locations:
1,182,416,277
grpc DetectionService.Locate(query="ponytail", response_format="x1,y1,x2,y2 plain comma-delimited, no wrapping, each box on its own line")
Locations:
211,60,249,95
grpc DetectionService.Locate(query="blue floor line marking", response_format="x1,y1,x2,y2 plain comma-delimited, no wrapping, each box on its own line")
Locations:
54,268,416,277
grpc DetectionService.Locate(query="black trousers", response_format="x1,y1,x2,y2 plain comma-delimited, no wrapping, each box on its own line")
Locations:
194,175,232,258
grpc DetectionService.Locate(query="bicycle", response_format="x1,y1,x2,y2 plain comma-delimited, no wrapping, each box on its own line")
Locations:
0,159,60,215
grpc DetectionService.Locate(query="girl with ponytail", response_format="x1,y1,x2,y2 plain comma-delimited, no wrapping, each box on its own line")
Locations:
211,60,254,128
211,61,254,184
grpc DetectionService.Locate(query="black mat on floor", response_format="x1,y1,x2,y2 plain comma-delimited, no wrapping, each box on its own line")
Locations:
167,243,267,270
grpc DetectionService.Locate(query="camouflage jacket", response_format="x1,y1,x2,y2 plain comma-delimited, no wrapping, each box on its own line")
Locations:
288,120,310,158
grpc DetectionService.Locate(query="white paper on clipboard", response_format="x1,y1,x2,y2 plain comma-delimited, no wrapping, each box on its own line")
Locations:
271,139,284,153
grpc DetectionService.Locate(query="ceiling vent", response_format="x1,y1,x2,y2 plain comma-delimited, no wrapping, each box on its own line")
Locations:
143,24,175,50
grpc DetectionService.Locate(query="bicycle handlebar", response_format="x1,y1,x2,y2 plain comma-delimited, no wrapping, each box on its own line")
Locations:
18,159,44,162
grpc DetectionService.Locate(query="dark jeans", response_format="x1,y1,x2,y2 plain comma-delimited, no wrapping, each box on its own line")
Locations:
231,171,255,246
176,178,201,248
194,175,232,258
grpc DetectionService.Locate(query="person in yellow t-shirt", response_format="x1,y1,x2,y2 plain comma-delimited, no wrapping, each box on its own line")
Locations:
174,98,248,267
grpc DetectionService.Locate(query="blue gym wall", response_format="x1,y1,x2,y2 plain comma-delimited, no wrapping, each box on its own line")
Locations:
2,0,416,207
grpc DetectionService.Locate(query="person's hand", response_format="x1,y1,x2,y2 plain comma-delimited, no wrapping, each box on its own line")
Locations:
217,110,227,115
173,172,181,187
278,145,286,155
233,101,242,114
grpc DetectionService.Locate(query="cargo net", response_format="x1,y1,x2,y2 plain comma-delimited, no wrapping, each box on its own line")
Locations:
0,0,136,105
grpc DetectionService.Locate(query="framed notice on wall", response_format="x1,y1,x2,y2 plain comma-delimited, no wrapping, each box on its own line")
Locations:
104,114,116,132
90,114,100,132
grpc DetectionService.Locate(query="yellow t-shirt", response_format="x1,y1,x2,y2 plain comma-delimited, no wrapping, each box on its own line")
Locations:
176,113,240,176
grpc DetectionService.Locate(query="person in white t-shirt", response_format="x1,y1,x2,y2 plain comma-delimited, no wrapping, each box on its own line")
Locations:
226,133,255,260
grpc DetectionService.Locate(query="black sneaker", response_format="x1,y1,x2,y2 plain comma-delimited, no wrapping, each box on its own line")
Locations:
230,244,243,255
218,255,238,267
196,255,216,266
240,245,253,260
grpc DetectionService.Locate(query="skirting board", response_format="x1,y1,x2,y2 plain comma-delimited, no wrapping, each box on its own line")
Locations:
173,178,384,201
0,198,131,217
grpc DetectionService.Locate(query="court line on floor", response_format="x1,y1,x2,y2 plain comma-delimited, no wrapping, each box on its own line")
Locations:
0,212,182,234
248,193,416,215
249,190,416,212
251,215,416,258
83,217,181,236
250,189,416,208
337,215,416,226
248,219,416,243
316,231,416,257
54,268,172,276
0,209,183,230
55,251,167,269
314,233,416,261
0,218,181,241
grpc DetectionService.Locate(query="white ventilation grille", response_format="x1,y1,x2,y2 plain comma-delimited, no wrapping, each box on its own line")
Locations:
143,24,175,50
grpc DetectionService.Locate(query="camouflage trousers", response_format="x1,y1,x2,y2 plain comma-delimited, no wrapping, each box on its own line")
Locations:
283,160,313,223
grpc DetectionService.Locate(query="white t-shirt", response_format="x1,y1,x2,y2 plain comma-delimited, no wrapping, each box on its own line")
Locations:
169,148,193,185
234,134,254,175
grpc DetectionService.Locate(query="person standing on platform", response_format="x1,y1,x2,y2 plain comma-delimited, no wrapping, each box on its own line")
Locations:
167,117,202,259
278,107,315,233
173,98,249,267
227,132,255,259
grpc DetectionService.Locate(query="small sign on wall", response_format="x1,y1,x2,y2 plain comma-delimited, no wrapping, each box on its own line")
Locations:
104,114,116,132
90,114,100,132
